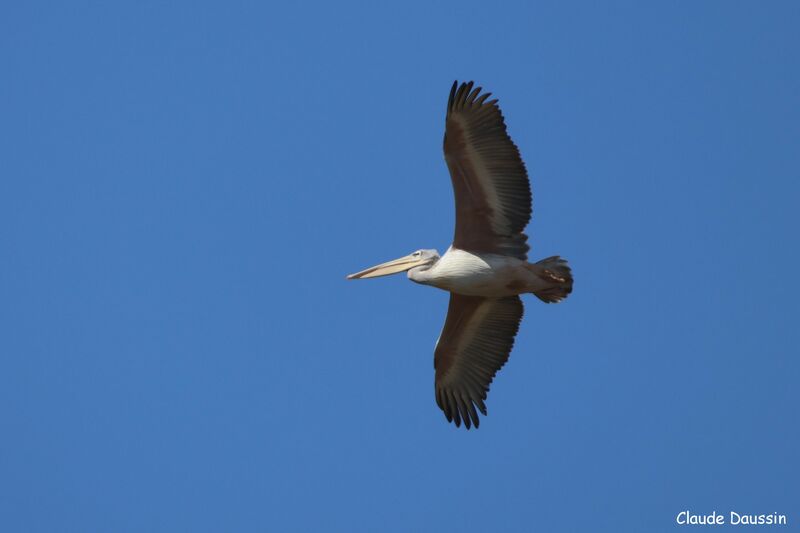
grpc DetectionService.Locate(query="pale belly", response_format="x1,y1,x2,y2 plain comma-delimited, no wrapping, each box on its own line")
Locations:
412,248,533,297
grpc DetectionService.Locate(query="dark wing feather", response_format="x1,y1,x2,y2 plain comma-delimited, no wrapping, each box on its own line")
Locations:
443,81,532,260
434,293,524,429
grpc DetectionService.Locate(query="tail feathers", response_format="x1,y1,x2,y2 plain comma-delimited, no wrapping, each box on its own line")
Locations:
532,256,573,303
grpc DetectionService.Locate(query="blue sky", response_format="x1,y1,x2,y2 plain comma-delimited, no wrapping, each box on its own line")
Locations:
1,2,798,532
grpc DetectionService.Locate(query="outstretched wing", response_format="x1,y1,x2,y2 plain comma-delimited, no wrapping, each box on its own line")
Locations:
434,293,524,429
443,81,532,260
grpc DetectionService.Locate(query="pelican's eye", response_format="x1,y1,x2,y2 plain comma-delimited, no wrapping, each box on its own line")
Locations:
413,251,421,257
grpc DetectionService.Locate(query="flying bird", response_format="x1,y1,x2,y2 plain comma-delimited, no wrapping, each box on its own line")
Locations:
348,81,573,429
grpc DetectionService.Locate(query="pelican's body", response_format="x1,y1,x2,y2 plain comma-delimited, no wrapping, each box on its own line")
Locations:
348,81,574,429
409,248,561,298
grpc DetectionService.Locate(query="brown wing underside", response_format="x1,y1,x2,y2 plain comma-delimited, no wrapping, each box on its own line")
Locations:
434,293,524,429
443,81,532,260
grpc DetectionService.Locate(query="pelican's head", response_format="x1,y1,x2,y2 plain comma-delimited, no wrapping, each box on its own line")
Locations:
347,249,440,280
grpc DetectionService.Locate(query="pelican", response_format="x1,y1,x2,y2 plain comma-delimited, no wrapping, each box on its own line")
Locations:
348,81,573,429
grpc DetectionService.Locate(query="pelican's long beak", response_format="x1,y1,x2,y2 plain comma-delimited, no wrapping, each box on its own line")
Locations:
347,254,425,280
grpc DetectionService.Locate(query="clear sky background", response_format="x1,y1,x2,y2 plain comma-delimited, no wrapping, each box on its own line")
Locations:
1,2,798,532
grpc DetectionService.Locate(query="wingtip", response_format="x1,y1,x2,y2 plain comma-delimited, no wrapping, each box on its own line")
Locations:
449,80,492,113
447,81,458,113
